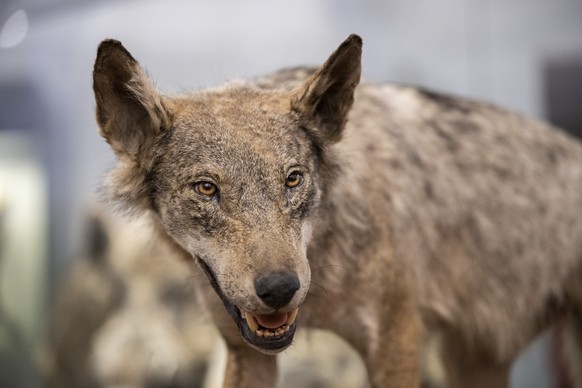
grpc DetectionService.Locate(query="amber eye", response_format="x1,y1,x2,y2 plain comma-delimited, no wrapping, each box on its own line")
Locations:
285,171,304,189
193,181,218,197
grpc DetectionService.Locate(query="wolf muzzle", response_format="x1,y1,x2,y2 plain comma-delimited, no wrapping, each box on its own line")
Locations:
197,257,300,353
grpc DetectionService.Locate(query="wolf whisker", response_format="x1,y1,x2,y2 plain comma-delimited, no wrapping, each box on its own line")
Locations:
309,281,328,297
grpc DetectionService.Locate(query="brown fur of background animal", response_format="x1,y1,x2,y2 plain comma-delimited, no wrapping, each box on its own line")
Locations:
43,212,124,388
42,211,215,388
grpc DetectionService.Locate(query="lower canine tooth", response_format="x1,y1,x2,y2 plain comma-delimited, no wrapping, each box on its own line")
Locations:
245,312,259,332
286,308,299,325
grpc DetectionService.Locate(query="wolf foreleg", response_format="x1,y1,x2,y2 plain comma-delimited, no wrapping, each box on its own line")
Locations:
363,300,422,388
222,345,277,388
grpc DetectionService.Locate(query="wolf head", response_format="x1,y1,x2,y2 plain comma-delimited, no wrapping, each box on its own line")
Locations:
93,35,361,353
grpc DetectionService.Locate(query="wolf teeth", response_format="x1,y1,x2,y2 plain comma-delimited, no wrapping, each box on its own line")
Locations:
275,325,289,336
256,324,290,337
244,312,259,332
286,308,298,325
244,308,298,337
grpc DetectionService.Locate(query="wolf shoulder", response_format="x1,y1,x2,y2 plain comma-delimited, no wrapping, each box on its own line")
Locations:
345,81,582,187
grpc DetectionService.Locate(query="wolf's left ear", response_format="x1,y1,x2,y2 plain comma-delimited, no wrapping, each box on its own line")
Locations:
292,34,362,143
93,40,169,166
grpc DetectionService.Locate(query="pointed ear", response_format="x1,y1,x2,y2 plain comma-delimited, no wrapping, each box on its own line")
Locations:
292,34,362,143
93,39,169,166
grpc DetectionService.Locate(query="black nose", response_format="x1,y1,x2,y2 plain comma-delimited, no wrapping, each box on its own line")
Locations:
255,271,300,310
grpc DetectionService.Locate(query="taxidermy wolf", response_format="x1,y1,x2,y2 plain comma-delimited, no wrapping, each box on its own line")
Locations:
93,34,582,387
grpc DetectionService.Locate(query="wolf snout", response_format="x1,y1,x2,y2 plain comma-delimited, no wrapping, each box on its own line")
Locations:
255,271,300,310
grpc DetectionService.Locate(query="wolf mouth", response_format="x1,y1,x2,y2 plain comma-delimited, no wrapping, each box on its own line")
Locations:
197,257,298,352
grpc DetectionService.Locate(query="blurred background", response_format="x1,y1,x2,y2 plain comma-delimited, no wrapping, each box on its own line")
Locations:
1,0,582,387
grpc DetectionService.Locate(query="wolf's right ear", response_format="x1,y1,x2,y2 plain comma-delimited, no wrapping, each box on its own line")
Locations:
292,34,362,144
93,40,169,166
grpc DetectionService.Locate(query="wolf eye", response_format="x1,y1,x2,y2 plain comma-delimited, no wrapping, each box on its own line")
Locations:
192,181,218,197
285,171,304,189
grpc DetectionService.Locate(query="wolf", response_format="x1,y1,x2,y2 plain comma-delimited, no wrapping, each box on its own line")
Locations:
93,34,582,387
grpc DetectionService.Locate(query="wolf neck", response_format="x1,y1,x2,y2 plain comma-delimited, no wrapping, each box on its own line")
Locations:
307,142,389,297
